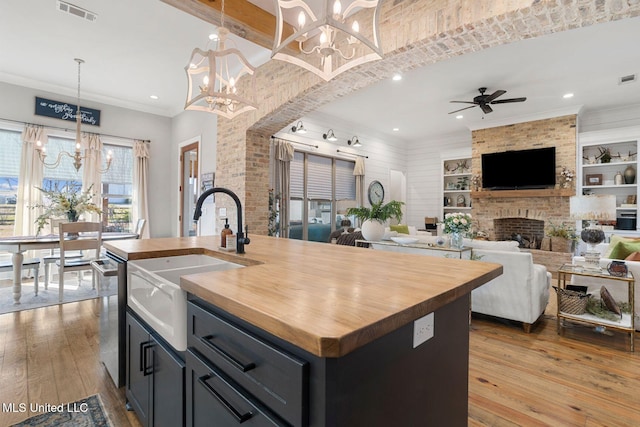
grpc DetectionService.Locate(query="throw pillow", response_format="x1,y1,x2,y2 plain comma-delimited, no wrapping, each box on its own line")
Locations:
604,235,640,258
625,251,640,261
608,240,640,260
600,286,622,316
390,224,410,235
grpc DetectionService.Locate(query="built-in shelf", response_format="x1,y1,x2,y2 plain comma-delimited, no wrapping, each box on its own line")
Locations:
470,188,575,198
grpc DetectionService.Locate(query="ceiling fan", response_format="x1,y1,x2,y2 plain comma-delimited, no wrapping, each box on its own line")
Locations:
449,87,527,114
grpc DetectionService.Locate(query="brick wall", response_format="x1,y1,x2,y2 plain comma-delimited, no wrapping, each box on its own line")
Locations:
471,115,577,238
205,1,640,235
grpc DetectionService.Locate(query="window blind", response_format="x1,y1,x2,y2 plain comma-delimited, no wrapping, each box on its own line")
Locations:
335,159,356,200
307,154,332,200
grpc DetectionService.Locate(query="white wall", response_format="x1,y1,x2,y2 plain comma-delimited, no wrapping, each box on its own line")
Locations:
406,133,471,228
277,111,408,207
0,81,173,237
170,110,218,236
579,103,640,133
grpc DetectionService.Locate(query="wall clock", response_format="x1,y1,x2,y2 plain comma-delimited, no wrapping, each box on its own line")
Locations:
368,180,384,205
456,194,466,207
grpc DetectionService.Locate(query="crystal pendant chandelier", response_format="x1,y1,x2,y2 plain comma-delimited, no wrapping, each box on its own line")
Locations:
35,58,113,172
272,0,382,81
184,0,257,119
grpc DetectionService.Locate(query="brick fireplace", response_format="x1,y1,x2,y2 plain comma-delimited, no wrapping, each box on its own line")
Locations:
494,218,545,248
470,115,578,275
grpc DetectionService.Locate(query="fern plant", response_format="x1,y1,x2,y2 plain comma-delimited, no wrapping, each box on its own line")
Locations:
347,200,404,224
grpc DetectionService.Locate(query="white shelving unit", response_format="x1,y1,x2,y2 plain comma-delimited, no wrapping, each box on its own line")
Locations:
578,128,640,235
441,156,472,221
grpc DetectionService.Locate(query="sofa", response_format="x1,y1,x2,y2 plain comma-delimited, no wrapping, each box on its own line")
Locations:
571,235,640,330
371,231,551,332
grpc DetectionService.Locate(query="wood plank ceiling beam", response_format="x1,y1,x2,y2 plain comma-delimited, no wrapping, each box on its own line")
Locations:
160,0,296,52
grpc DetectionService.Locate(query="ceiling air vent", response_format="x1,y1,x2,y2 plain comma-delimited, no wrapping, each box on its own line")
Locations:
619,74,637,85
57,1,97,22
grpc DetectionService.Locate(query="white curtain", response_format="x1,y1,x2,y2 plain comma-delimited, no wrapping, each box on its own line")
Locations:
133,140,150,238
273,139,294,238
15,124,45,236
354,156,365,207
81,133,103,223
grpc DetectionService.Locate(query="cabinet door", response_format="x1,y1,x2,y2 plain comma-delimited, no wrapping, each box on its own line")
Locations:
152,338,185,427
187,350,287,427
126,312,152,427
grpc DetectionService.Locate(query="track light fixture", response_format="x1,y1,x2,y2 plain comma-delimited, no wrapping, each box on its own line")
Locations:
291,120,307,134
347,136,361,147
323,129,337,141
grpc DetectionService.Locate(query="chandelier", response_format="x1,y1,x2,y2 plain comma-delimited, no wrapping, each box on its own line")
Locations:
35,58,113,172
272,0,383,81
184,0,257,119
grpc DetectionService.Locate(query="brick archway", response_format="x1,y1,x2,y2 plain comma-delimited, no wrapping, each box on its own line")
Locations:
211,1,640,235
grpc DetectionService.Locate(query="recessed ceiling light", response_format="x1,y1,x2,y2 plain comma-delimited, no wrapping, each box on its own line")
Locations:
150,95,159,100
392,73,402,81
563,93,574,99
392,127,399,131
456,115,463,119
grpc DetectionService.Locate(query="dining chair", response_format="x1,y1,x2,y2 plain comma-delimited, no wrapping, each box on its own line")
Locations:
0,258,41,295
43,219,83,290
134,218,146,239
56,222,102,302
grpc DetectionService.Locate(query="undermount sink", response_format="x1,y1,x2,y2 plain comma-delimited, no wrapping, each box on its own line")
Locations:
127,254,244,351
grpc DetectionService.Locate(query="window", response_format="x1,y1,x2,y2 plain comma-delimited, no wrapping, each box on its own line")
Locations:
289,151,356,242
101,143,133,231
0,129,21,237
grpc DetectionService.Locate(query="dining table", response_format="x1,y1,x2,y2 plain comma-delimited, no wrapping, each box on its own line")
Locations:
0,232,138,304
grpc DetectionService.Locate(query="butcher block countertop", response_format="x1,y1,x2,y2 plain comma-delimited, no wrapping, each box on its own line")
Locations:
105,235,502,358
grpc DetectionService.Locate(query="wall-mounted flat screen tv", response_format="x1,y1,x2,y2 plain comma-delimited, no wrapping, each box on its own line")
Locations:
481,147,556,190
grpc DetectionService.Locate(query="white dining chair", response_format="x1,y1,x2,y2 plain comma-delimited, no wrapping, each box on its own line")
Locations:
56,222,102,302
43,219,83,290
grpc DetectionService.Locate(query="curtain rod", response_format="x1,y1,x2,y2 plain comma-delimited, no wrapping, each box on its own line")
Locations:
270,135,318,149
337,149,368,158
0,116,150,143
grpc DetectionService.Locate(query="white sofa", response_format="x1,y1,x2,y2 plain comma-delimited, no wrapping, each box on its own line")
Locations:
374,233,551,332
471,248,551,332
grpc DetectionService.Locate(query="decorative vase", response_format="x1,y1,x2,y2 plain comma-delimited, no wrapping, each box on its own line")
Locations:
450,232,464,249
624,165,636,184
361,219,385,242
67,209,79,222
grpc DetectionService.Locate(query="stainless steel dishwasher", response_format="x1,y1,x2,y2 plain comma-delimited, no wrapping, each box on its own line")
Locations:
92,252,127,388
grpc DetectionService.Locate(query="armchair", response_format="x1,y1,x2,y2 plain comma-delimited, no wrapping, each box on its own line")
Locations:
471,249,551,332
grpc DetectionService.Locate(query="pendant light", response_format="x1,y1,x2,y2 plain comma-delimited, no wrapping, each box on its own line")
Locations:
184,0,257,118
272,0,382,81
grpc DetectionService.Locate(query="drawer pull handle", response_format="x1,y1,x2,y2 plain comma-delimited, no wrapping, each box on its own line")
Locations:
198,374,252,423
140,341,154,376
200,335,256,373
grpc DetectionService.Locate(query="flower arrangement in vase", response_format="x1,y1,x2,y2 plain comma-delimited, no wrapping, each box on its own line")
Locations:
32,184,102,235
443,212,472,248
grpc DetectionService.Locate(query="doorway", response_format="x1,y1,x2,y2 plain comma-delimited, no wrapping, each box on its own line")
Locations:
389,169,407,219
180,142,199,237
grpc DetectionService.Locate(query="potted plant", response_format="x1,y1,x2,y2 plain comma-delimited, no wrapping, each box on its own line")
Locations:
347,200,404,241
545,222,577,253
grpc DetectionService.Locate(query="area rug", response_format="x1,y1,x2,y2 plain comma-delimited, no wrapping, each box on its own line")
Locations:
10,394,112,427
0,278,116,314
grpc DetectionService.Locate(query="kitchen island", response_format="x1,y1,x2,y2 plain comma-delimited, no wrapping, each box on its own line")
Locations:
105,234,502,426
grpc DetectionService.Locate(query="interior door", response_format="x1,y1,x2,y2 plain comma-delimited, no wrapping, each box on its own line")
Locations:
180,142,199,237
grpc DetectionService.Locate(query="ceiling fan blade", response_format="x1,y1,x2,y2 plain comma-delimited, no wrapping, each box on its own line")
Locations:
483,90,506,103
480,103,493,114
448,105,477,114
491,97,527,104
450,101,477,104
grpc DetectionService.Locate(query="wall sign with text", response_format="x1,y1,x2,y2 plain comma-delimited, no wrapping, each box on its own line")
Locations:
35,96,101,126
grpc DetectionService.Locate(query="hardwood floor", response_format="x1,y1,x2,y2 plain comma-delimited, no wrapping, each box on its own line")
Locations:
0,298,141,427
0,298,638,427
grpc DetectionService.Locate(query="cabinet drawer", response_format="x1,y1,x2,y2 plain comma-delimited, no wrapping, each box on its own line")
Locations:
188,301,308,427
187,350,287,427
